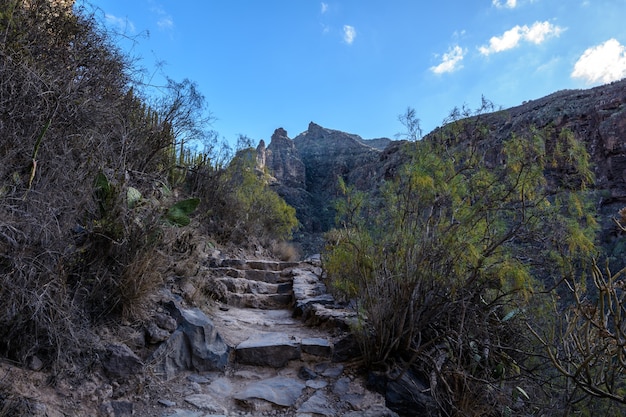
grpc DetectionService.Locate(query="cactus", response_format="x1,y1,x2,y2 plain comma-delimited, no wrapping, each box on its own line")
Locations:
166,198,200,226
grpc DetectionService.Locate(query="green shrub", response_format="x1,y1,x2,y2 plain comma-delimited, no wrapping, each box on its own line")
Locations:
324,117,598,415
199,148,299,244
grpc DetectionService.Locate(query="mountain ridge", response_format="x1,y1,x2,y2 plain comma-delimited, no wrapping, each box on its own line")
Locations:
260,79,626,254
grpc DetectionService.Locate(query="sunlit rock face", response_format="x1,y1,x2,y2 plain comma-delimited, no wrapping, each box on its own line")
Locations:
264,128,306,189
469,79,626,256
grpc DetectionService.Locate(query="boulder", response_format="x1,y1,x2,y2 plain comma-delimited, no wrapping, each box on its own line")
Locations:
367,370,438,417
151,303,229,379
100,400,133,417
102,343,143,379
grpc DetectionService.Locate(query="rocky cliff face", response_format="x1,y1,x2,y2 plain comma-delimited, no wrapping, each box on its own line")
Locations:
470,79,626,257
261,80,626,254
292,122,389,231
486,80,626,196
259,123,395,241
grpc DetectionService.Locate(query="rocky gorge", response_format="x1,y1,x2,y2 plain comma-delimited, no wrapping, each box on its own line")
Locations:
4,79,626,417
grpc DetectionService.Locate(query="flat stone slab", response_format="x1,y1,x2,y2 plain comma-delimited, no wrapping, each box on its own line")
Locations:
297,391,337,416
234,376,305,407
306,379,328,389
236,332,301,367
301,337,332,357
163,410,206,417
319,363,344,378
206,377,235,398
184,394,227,414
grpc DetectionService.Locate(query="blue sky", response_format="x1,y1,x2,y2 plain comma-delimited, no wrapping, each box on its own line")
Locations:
88,0,626,145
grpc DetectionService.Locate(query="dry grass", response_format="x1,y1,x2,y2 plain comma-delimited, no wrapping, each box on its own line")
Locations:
271,240,301,262
118,250,165,322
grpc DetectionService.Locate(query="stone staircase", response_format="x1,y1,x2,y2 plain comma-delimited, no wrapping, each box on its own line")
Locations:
211,259,298,310
209,256,359,368
147,255,398,416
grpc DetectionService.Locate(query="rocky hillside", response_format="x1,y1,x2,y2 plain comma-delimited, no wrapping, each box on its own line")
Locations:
257,122,396,249
259,80,626,255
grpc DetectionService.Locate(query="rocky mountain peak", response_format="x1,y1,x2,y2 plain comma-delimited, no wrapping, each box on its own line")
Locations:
264,128,306,189
295,121,380,149
260,123,394,245
272,127,289,142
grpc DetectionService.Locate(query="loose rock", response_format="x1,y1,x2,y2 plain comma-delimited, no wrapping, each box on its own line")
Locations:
234,376,305,407
297,391,336,416
102,343,143,379
184,393,227,414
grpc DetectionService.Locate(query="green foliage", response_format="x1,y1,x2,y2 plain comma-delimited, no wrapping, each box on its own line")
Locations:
166,198,200,226
201,147,299,243
324,113,598,415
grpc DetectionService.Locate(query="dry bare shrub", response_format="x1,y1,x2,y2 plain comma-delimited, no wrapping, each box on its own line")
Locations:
117,250,165,321
271,240,301,261
0,391,31,417
0,0,179,370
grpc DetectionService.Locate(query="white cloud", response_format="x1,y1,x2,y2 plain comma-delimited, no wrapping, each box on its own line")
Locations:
151,5,174,31
492,0,518,8
343,25,356,45
571,39,626,84
430,45,465,74
479,26,522,55
321,2,328,13
525,21,562,44
105,14,136,34
479,21,564,55
157,16,174,30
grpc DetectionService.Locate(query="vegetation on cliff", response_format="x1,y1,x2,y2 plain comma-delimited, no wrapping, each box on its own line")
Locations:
324,104,626,415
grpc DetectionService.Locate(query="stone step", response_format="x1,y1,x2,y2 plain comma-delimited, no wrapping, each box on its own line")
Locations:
212,267,292,284
291,266,358,331
213,277,293,309
243,268,292,284
220,259,300,271
215,277,293,295
299,303,359,332
211,266,243,278
234,332,333,368
245,260,300,271
224,292,293,310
